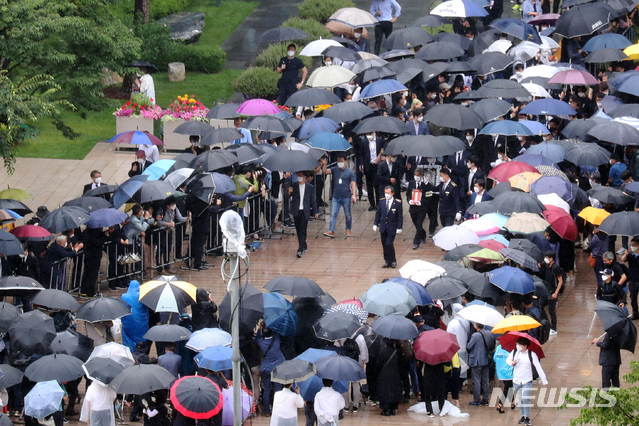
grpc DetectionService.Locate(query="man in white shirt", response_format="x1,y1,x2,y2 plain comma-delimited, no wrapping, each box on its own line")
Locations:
271,384,304,426
233,117,253,144
506,337,548,426
138,143,159,163
314,379,345,426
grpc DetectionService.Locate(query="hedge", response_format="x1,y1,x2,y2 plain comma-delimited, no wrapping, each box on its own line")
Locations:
298,0,354,23
233,67,280,99
255,43,312,71
282,17,332,41
172,44,226,73
151,0,191,20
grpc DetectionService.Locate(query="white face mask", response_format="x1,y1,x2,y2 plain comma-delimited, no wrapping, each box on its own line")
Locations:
467,162,472,169
400,99,406,106
94,177,102,185
632,246,638,252
417,116,424,122
516,344,525,352
515,71,523,77
414,176,422,183
297,176,305,183
602,275,611,282
325,61,332,66
427,157,435,163
517,136,523,141
367,134,375,141
384,193,393,200
430,93,437,99
354,32,362,38
390,157,397,163
597,102,603,109
610,159,615,165
544,258,550,264
498,154,503,161
138,158,145,164
466,136,474,143
337,161,345,169
578,92,586,97
168,205,176,211
473,186,480,193
287,50,295,57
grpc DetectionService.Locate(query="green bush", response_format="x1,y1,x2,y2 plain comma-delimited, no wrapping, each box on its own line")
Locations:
150,0,191,20
255,43,312,70
282,17,332,41
298,0,354,23
233,67,280,99
173,44,226,73
134,21,176,68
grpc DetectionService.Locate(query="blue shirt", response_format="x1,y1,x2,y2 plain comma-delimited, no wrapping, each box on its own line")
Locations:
522,0,538,23
370,0,401,22
330,166,356,199
590,232,609,258
233,128,253,144
609,162,626,187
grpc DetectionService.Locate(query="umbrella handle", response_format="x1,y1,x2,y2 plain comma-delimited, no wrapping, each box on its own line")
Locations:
590,332,607,345
586,311,597,338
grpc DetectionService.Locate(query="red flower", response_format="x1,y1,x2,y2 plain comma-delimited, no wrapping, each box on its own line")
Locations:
126,101,131,105
133,103,137,107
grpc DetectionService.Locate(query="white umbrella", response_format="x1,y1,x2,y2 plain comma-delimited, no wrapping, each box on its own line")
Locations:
433,225,481,251
328,7,378,28
509,41,541,61
536,193,570,214
540,36,560,49
484,39,512,54
300,39,343,57
614,116,639,130
164,168,194,189
458,304,504,327
399,260,446,286
522,82,551,98
307,65,356,88
186,328,232,352
88,342,135,367
520,64,568,79
358,51,379,60
431,0,489,18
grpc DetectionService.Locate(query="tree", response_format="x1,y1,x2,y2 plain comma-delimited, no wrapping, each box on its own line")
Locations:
134,0,151,22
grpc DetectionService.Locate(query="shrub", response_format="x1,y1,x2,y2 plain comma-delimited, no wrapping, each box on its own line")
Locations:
298,0,354,23
233,67,280,99
150,0,191,20
134,21,176,69
282,17,332,41
173,44,226,73
255,43,312,70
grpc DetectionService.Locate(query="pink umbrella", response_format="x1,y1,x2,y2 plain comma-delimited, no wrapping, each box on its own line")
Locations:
236,99,281,116
547,69,598,86
460,217,501,236
478,239,507,251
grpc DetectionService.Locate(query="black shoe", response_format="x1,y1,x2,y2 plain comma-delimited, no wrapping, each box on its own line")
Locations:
413,244,419,250
518,416,526,424
380,411,391,416
195,265,208,271
390,409,396,415
524,418,531,426
382,263,390,268
130,418,140,423
630,313,639,320
368,206,376,211
297,251,302,258
390,262,397,268
421,239,427,244
480,400,489,406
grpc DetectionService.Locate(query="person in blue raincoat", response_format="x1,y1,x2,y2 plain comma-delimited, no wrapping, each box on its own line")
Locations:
120,280,149,350
493,343,514,413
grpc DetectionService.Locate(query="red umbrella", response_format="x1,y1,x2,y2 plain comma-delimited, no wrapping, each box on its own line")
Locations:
170,375,223,419
488,162,539,183
338,298,364,308
498,331,544,359
542,208,578,241
10,225,52,242
413,329,460,365
478,239,507,251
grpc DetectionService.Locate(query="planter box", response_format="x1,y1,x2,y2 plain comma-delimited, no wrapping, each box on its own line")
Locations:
162,119,191,151
116,116,154,135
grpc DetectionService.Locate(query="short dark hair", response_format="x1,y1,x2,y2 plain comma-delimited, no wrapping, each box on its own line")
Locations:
336,153,347,160
287,43,296,50
189,135,200,143
475,179,485,189
384,185,395,193
517,337,530,347
631,236,639,244
468,155,479,166
440,167,451,176
165,343,175,351
132,205,143,216
475,323,484,329
621,170,632,180
545,251,556,260
322,378,333,387
90,170,101,178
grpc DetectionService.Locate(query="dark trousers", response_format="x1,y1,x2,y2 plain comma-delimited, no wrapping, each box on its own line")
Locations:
65,377,80,414
52,410,64,426
499,380,514,405
80,250,102,296
629,280,639,316
374,21,393,55
446,367,461,400
602,364,620,389
304,401,316,426
277,84,297,106
471,365,490,403
410,207,427,245
191,220,208,268
427,197,439,235
440,214,455,228
314,174,325,205
540,296,558,331
294,213,308,253
364,166,378,208
380,230,396,265
422,376,447,414
356,168,364,201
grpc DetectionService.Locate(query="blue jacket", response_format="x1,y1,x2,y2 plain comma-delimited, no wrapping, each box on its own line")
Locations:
374,197,403,234
467,329,495,367
121,280,149,350
257,331,285,373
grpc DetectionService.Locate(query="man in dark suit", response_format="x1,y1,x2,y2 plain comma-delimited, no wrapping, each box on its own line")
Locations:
289,171,319,258
406,168,437,249
376,155,401,201
83,170,108,195
593,332,622,389
128,150,153,177
404,109,430,136
438,168,462,228
158,342,182,379
357,132,384,211
463,155,485,209
465,179,492,218
373,186,403,268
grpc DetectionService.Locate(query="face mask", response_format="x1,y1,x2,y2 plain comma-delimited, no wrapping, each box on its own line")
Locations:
498,154,503,161
466,135,474,143
515,71,523,77
138,158,145,164
544,258,550,264
430,93,437,99
516,344,525,352
610,159,614,165
517,136,524,141
546,115,553,122
589,179,594,186
632,246,638,252
415,176,422,183
354,32,361,38
403,91,408,97
603,91,609,95
400,99,406,106
597,102,603,109
337,161,345,169
473,187,480,193
578,92,586,97
325,61,332,66
367,134,374,141
297,176,305,183
602,275,610,281
168,205,176,211
390,157,397,163
384,193,393,200
417,116,423,122
427,157,435,163
466,162,472,169
287,50,295,57
94,177,102,185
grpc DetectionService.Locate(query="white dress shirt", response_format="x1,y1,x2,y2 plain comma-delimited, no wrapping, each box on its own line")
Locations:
369,139,377,163
314,387,345,424
506,349,548,385
271,389,304,426
138,144,159,163
299,183,305,210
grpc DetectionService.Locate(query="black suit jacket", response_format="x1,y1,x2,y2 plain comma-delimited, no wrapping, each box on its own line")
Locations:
465,169,486,196
404,121,431,136
290,183,317,220
376,160,401,197
438,181,462,216
128,160,153,177
357,137,385,172
406,180,437,211
597,333,622,366
374,197,403,234
82,182,111,202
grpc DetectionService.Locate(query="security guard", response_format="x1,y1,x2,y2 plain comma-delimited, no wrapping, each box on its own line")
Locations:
373,185,403,268
438,167,462,228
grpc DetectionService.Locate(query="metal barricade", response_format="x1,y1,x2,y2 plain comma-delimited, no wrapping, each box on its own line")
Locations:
46,251,84,292
100,233,146,289
146,221,190,276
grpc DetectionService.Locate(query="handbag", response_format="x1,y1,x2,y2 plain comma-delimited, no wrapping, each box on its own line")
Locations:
587,254,597,268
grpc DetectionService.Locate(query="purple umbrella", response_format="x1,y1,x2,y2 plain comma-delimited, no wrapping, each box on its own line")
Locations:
296,117,339,140
236,99,281,116
547,69,598,86
513,153,557,168
222,384,252,425
529,175,573,202
600,95,624,113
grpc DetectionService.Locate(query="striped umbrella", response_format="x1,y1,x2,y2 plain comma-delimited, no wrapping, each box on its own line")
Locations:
325,303,368,324
139,276,197,313
536,165,568,179
504,212,550,234
499,247,539,271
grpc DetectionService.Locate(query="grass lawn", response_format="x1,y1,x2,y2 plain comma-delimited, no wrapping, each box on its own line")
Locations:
187,0,259,47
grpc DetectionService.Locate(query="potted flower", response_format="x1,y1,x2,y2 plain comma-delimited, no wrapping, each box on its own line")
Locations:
114,93,160,135
161,95,210,150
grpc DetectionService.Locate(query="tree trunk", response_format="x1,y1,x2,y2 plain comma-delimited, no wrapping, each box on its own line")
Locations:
134,0,150,22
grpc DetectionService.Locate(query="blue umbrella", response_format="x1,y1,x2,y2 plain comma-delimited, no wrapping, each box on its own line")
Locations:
142,159,177,181
541,27,555,36
194,345,234,371
112,175,149,209
263,292,298,337
479,121,532,136
518,120,550,136
530,175,573,202
479,233,510,246
490,18,541,44
488,266,535,295
514,153,557,168
307,132,351,152
210,172,236,194
371,314,419,340
315,354,366,382
582,33,632,51
600,95,624,114
25,380,64,419
481,213,509,228
525,232,552,252
296,118,339,140
294,349,347,401
360,79,408,99
520,99,577,116
608,70,639,92
525,142,566,163
85,208,129,229
386,277,433,305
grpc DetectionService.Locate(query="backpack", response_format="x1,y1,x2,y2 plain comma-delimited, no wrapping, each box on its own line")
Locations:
511,349,539,381
343,337,360,361
526,311,551,345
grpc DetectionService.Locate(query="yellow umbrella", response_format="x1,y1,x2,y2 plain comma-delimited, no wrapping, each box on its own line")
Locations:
467,248,505,263
508,172,542,192
578,206,610,226
624,43,639,60
492,315,541,334
0,187,31,201
139,276,197,313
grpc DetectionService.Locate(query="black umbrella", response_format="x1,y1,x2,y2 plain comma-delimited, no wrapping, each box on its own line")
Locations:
9,310,56,356
83,184,118,198
126,60,158,72
322,102,374,123
587,120,639,146
132,180,175,205
446,268,500,300
597,211,639,236
570,183,591,210
410,15,452,27
351,58,389,75
190,150,238,173
271,359,316,384
609,104,639,119
585,48,629,63
82,356,126,385
352,116,407,134
443,243,484,261
532,276,552,299
371,314,419,340
384,27,434,50
595,300,637,353
226,144,266,165
469,99,512,122
467,29,502,57
313,311,362,341
0,230,24,256
0,199,31,216
170,375,223,419
434,260,463,271
0,302,19,333
285,88,342,107
169,153,197,173
144,324,192,342
0,276,44,298
30,289,79,311
186,173,216,204
394,68,422,84
415,41,465,61
110,364,176,394
264,276,324,297
259,27,309,43
219,283,264,335
509,238,544,263
76,296,131,323
40,207,90,233
434,32,472,50
425,104,484,130
466,201,499,216
588,186,633,205
63,196,112,212
554,3,613,38
242,115,294,133
477,79,532,98
359,66,397,84
173,121,214,136
469,52,515,76
262,150,319,173
425,276,468,300
384,135,463,157
560,119,598,141
0,364,24,388
50,329,94,362
322,46,361,62
487,181,516,198
561,0,594,7
444,61,477,74
205,103,240,120
200,128,243,146
491,191,546,214
331,36,360,50
379,49,414,60
564,143,610,166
